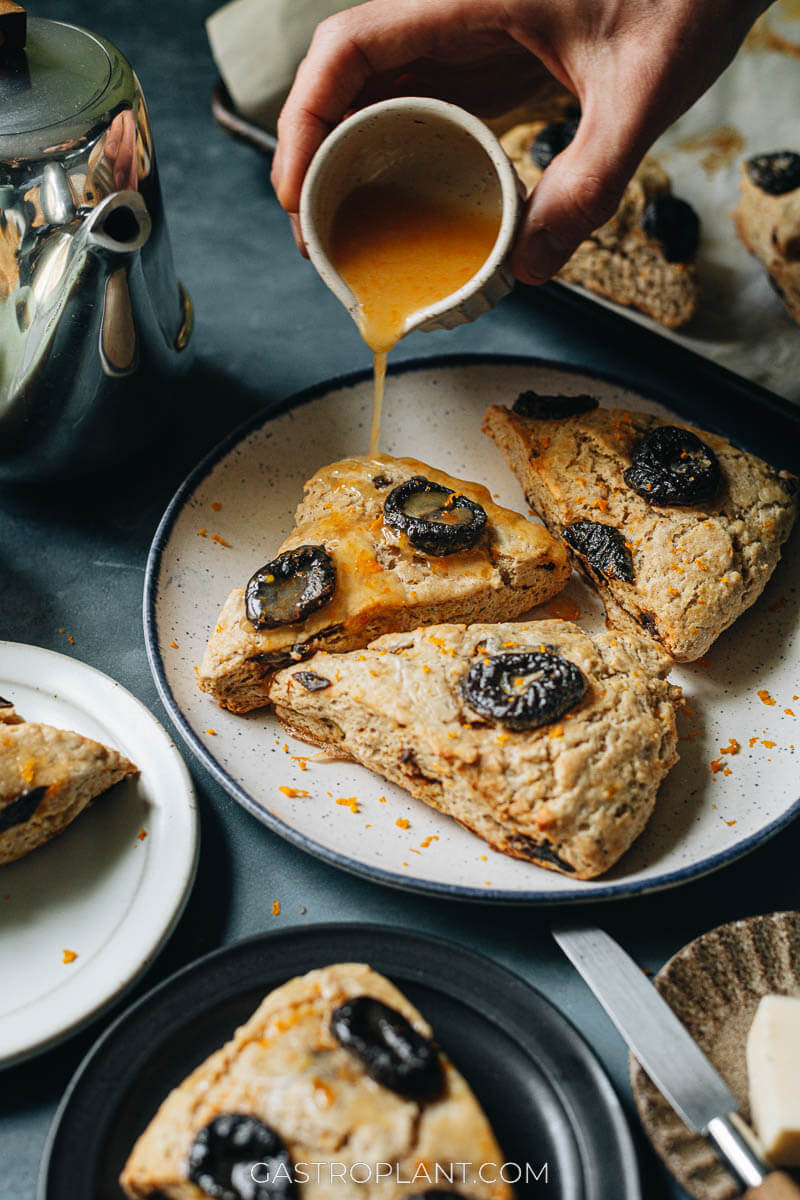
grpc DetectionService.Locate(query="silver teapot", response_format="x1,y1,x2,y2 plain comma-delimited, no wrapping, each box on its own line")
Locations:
0,8,194,482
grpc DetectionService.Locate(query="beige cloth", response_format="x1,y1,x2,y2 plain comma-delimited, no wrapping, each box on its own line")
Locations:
207,0,362,129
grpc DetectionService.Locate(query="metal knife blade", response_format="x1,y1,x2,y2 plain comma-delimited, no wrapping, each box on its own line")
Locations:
553,920,735,1131
552,920,773,1191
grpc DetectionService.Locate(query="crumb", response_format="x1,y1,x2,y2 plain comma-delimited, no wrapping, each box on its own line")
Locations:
211,533,231,547
758,689,776,707
395,817,410,829
378,795,387,803
761,739,776,749
272,900,280,916
170,640,178,649
62,949,78,964
278,786,310,798
138,828,147,841
720,738,740,756
205,728,216,736
725,819,737,827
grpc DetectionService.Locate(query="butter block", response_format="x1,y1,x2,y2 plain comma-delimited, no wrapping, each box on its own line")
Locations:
746,993,800,1166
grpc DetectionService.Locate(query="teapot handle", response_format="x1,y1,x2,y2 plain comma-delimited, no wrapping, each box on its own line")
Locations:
0,0,26,54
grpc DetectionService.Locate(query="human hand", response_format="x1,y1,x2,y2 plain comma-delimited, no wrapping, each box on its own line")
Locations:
271,0,769,284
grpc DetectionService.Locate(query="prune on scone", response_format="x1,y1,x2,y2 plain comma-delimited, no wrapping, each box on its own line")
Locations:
460,650,587,731
188,1113,296,1200
292,670,332,692
529,115,580,169
371,474,392,489
624,425,721,506
245,545,335,629
513,392,598,419
640,195,700,262
563,521,634,583
383,476,487,556
330,995,444,1100
746,151,800,196
0,787,45,834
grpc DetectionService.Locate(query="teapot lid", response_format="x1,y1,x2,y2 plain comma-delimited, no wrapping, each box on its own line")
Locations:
0,16,136,163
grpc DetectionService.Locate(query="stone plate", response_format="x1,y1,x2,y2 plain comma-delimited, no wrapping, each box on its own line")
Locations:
631,910,800,1198
144,354,800,903
40,923,641,1200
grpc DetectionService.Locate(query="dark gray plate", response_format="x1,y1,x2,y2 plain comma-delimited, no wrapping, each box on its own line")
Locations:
40,924,640,1200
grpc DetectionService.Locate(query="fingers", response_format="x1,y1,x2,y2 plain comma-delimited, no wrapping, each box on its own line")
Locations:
511,77,661,284
271,0,499,214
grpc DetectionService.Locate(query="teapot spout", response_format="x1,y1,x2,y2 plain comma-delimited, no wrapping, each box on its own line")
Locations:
84,190,151,255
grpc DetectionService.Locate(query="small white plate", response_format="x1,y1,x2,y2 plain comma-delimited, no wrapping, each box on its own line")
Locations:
144,355,800,903
0,642,198,1066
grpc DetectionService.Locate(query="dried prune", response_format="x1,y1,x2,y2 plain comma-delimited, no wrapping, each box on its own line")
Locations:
371,473,392,489
330,995,443,1100
0,787,45,835
292,671,331,691
245,545,335,629
746,151,800,196
506,833,577,873
513,392,598,419
529,115,580,169
188,1114,296,1200
563,521,634,583
623,425,721,506
383,476,487,556
640,195,700,263
460,650,586,731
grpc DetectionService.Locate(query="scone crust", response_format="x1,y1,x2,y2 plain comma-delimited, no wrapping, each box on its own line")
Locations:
483,404,797,661
199,455,570,713
120,962,511,1200
734,163,800,323
501,123,699,328
270,620,681,880
0,717,137,865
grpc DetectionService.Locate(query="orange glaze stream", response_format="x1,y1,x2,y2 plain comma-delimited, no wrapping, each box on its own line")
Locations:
328,182,500,455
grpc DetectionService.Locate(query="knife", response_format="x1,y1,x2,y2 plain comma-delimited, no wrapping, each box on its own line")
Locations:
553,920,800,1199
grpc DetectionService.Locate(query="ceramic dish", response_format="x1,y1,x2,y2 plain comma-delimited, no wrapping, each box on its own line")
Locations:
144,354,800,903
631,910,800,1200
0,642,198,1067
40,923,641,1200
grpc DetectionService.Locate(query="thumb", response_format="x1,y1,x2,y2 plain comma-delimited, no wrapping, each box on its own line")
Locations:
510,96,656,285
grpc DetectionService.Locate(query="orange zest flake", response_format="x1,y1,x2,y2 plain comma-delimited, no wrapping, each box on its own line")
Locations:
211,533,231,547
211,501,222,512
198,528,208,537
378,795,387,803
710,757,724,774
419,835,439,849
761,739,776,749
696,559,708,571
20,758,35,785
590,497,608,513
395,817,410,829
785,709,796,717
549,726,564,739
447,730,459,739
428,635,455,656
138,827,147,841
422,664,432,674
205,728,217,736
67,634,75,645
278,785,310,798
170,640,179,649
290,755,309,771
272,900,281,916
749,735,759,747
758,689,776,706
336,796,359,813
725,819,737,826
496,733,509,745
720,738,740,756
668,586,679,596
62,949,78,964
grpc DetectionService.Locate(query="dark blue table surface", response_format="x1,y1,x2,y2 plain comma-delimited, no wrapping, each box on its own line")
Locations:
2,3,798,1198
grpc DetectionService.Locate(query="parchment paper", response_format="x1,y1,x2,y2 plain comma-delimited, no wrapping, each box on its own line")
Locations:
207,0,800,401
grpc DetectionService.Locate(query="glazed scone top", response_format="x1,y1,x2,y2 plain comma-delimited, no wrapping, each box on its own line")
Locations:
201,454,568,675
120,962,511,1200
483,405,797,661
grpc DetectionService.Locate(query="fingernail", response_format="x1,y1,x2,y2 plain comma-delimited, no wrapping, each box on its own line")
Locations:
289,212,308,258
522,226,570,284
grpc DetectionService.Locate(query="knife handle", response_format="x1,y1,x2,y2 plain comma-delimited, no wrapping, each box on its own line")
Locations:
745,1172,800,1199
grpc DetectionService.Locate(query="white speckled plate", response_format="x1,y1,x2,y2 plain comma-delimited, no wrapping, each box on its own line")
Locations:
631,911,800,1199
0,642,198,1066
144,355,800,902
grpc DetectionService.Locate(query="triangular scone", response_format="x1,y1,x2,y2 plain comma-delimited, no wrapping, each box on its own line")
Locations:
734,152,800,324
483,399,797,661
0,707,138,865
121,962,511,1200
501,120,700,328
199,454,570,713
270,621,681,880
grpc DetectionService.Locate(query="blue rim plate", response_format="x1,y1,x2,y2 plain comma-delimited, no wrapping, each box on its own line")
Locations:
143,353,800,903
39,922,641,1200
